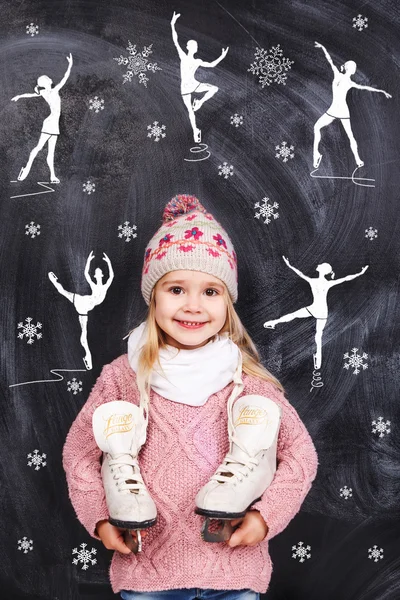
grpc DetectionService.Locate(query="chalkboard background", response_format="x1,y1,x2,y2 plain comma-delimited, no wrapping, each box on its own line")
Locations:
1,0,399,598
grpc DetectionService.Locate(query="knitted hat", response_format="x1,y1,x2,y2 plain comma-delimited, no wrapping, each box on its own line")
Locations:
141,194,238,305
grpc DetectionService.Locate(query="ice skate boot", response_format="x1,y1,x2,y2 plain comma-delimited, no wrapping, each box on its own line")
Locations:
92,400,157,553
195,394,282,542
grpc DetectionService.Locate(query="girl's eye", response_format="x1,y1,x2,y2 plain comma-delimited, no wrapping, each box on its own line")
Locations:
170,287,183,294
205,288,218,296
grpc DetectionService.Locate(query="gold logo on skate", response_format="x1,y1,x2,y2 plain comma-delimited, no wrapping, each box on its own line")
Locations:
234,405,268,427
103,413,134,438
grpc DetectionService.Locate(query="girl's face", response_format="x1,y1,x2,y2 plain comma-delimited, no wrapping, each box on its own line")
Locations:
154,270,228,350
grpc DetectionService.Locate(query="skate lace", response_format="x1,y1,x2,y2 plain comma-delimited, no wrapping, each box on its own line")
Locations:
210,352,263,484
109,453,146,494
211,452,260,483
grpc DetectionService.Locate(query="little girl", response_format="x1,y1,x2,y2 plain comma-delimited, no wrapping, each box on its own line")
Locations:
63,194,318,600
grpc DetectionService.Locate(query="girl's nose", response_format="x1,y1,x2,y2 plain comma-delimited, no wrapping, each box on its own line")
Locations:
183,295,203,311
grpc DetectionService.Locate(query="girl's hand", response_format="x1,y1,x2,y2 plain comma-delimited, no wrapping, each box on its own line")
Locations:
226,510,268,548
11,95,20,102
96,520,135,554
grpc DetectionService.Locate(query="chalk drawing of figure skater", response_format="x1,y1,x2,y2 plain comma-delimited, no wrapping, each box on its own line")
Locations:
48,251,114,370
264,256,368,370
171,11,228,143
313,42,391,169
11,53,73,183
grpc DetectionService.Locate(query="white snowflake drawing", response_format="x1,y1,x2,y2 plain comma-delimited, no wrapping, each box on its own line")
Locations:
254,197,279,225
292,541,311,563
17,317,42,345
83,180,96,195
67,378,83,395
339,485,353,500
18,537,33,553
114,41,162,87
218,162,234,179
230,113,243,127
147,121,166,142
275,141,295,162
343,347,368,374
26,23,39,37
365,227,378,241
368,545,383,562
89,96,104,113
118,221,137,242
353,14,368,32
372,416,391,438
25,222,41,239
72,543,97,570
27,449,47,471
248,44,294,87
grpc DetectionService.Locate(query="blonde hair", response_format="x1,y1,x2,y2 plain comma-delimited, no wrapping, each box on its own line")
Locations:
135,283,284,399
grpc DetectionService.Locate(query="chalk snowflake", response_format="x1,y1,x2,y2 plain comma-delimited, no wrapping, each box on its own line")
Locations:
368,545,383,562
372,416,391,438
26,23,39,37
72,543,97,570
230,113,243,127
25,221,41,239
353,14,368,32
67,378,83,395
18,537,33,553
89,96,104,113
339,485,353,500
83,180,96,195
27,449,47,471
118,221,137,242
248,44,293,87
114,41,162,87
218,162,234,179
17,317,42,345
276,141,295,162
292,541,311,563
254,197,279,225
343,347,368,374
365,227,378,241
147,121,166,142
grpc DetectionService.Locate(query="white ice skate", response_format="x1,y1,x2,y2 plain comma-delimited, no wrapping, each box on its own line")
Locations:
195,393,282,542
92,400,157,553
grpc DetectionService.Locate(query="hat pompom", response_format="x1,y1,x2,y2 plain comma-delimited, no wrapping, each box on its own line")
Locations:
162,194,208,222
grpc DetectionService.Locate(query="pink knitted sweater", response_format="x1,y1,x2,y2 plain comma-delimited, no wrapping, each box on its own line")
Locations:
63,355,318,594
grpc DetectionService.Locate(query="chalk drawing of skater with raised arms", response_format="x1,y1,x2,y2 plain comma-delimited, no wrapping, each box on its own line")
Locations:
48,251,114,371
263,256,368,371
171,12,228,143
12,53,73,183
313,42,391,170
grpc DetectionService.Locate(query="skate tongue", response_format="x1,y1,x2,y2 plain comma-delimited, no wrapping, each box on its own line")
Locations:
92,401,146,455
230,395,282,457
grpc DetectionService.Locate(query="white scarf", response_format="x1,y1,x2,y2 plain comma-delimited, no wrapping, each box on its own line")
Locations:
127,322,241,406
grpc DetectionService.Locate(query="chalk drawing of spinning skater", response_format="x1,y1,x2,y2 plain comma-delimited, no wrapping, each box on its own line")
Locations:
313,42,391,170
263,256,368,370
48,251,114,370
171,11,228,144
12,53,73,184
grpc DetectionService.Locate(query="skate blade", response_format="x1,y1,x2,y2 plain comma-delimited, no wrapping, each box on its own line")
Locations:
124,530,142,554
201,518,234,543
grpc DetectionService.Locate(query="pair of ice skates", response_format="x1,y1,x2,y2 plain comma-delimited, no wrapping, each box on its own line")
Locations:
92,381,281,553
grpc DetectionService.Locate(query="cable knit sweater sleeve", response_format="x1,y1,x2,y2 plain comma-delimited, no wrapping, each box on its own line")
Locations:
249,378,319,542
62,363,125,539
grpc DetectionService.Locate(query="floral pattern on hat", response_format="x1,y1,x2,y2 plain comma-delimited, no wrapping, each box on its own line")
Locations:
159,234,173,246
184,227,203,240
